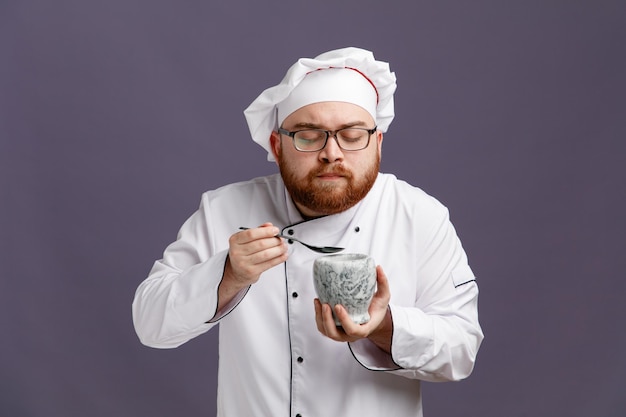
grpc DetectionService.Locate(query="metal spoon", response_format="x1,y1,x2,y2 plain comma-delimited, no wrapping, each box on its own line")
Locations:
239,227,344,254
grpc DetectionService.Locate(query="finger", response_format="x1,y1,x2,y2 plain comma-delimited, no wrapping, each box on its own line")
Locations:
246,240,288,264
332,304,353,329
313,299,326,335
317,303,360,342
372,265,391,304
231,229,284,259
246,223,279,240
321,304,340,338
228,234,288,282
334,305,366,340
247,249,289,277
325,304,357,342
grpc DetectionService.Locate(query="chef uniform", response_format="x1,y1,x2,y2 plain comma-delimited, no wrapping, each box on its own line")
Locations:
133,47,483,417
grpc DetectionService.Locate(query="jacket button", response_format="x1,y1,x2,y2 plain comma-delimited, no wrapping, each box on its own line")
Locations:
292,292,298,298
297,356,304,363
288,229,294,235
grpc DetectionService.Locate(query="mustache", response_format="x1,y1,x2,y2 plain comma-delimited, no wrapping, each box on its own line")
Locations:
310,164,352,178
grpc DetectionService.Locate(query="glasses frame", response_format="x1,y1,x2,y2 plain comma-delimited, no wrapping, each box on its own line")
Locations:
277,126,378,152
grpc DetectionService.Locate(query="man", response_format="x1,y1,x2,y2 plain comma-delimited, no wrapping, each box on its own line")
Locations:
133,47,483,417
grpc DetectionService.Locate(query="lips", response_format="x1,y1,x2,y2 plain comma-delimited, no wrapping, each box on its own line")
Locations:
318,172,344,178
314,165,351,179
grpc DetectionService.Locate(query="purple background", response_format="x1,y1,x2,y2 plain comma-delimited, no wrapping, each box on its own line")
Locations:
2,1,625,416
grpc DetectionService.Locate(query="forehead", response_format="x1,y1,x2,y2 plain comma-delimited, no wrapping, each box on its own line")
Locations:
282,101,375,128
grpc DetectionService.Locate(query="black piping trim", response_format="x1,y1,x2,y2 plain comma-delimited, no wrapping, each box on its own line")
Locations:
347,306,403,371
347,344,403,372
205,254,251,323
284,260,294,417
281,213,333,234
454,279,476,289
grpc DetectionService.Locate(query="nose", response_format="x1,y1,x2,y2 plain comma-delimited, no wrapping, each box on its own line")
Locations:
318,135,344,163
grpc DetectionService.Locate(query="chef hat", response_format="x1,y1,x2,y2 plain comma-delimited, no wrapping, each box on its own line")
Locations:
244,47,397,161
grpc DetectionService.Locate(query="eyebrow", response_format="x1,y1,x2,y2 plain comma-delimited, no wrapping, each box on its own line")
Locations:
288,121,370,130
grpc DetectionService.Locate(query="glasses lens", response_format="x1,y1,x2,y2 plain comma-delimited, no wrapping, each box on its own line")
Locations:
294,130,327,151
336,128,370,150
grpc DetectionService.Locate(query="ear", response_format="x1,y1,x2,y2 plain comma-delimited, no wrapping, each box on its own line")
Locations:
269,131,281,162
376,131,384,154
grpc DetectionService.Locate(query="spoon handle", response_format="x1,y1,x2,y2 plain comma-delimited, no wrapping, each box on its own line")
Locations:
238,227,344,254
239,227,291,240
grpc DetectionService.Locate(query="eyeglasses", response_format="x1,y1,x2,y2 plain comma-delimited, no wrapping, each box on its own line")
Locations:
277,126,377,152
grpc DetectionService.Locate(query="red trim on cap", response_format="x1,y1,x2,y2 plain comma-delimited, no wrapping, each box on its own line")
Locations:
304,67,379,104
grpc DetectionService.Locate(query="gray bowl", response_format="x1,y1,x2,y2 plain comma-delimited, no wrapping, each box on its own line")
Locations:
313,253,376,325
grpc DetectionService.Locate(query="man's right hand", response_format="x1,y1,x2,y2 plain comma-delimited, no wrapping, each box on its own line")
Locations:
220,223,289,303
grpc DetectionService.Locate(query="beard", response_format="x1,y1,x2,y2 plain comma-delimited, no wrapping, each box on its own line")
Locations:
277,154,380,217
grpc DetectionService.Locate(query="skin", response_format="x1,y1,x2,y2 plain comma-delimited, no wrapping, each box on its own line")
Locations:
217,101,393,354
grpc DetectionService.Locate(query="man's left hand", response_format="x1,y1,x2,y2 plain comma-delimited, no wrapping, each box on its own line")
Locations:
314,265,393,353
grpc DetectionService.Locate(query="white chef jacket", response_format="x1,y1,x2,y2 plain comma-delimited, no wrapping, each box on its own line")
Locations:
133,173,483,417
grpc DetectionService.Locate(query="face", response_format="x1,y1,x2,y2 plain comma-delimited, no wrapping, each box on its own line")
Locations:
270,101,383,218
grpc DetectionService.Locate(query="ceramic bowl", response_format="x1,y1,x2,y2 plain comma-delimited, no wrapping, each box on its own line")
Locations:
313,253,376,325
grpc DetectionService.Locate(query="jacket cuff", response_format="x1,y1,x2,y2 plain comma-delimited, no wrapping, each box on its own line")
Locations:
207,252,251,323
348,337,401,370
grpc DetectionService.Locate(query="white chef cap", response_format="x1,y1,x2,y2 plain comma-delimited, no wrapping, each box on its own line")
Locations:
244,47,397,161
